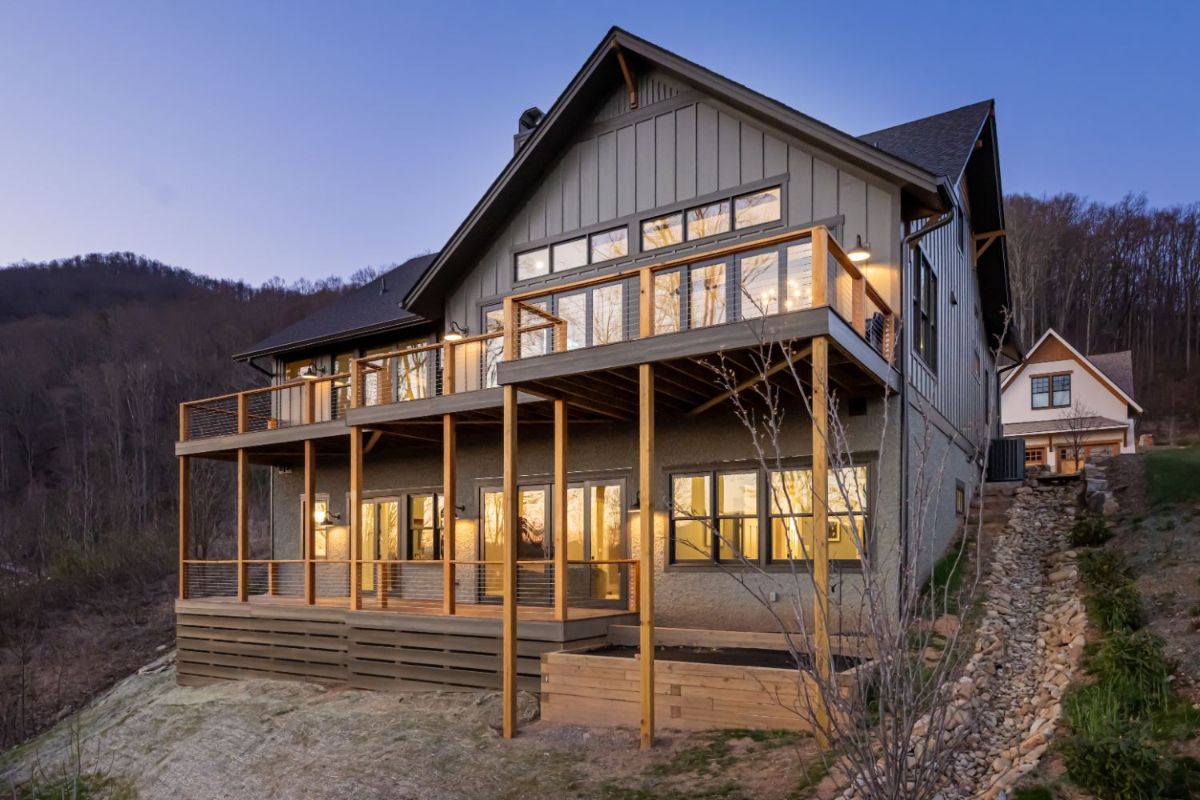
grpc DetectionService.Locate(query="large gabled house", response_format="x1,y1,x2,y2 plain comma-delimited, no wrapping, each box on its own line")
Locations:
174,27,1017,740
1000,328,1141,473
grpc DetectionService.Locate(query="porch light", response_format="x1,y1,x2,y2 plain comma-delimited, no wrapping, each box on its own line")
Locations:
444,321,469,342
847,235,871,263
298,364,324,380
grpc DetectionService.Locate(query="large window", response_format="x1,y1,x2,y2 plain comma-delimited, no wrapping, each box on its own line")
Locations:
913,253,938,372
1031,373,1071,409
669,464,869,565
643,187,777,253
515,225,628,281
408,494,441,560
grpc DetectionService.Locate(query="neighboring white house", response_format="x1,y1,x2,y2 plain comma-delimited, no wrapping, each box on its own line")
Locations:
1000,329,1142,473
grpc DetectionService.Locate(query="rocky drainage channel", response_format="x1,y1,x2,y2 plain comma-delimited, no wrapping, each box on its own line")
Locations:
835,480,1085,799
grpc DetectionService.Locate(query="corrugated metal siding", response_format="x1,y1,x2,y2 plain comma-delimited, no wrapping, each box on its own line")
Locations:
445,80,902,329
906,196,996,449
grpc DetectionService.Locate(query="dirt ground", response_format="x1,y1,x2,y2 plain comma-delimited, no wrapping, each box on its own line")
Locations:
0,658,826,800
1107,453,1200,703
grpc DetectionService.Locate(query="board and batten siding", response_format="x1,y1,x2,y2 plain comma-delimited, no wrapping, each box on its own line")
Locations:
906,198,996,450
444,72,902,331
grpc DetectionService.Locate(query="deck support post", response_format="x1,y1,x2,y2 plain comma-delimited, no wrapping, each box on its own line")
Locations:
236,448,249,603
349,426,363,611
638,362,655,750
553,399,568,621
442,413,457,616
304,440,316,605
178,456,189,599
501,384,519,738
811,336,832,746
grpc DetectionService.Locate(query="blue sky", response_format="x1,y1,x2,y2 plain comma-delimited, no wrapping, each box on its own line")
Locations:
1,1,1196,283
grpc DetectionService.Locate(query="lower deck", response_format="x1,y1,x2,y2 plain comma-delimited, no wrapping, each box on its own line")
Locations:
176,598,635,694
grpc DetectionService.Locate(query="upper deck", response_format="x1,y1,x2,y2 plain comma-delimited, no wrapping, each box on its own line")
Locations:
177,225,896,456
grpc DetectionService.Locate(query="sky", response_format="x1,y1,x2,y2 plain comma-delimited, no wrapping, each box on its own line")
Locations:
1,0,1197,284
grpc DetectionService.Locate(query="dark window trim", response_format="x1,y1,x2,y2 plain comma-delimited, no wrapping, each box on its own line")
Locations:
913,251,938,374
1030,370,1072,409
641,181,785,254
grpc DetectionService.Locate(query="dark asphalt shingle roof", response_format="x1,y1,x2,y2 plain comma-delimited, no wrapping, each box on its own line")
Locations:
1087,350,1136,400
1003,416,1129,437
235,253,438,359
859,100,993,180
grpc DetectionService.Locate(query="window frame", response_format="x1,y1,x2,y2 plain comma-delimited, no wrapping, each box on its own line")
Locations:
641,185,781,254
513,224,630,282
913,251,938,373
668,469,759,565
766,465,869,565
1030,371,1072,409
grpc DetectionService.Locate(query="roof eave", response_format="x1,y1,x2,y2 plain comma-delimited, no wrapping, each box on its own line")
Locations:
232,315,432,362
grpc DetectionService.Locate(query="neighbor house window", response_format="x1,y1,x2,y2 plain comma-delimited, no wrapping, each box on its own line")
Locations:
734,186,782,228
669,471,758,563
1025,447,1045,465
1031,373,1071,409
768,466,867,562
913,253,938,372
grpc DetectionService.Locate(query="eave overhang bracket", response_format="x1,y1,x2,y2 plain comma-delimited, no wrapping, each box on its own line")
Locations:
974,229,1006,261
613,44,637,109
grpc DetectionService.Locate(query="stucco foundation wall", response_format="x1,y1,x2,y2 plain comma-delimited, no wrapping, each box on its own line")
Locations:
270,393,903,636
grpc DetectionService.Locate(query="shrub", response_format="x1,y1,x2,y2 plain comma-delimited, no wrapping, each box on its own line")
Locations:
1013,787,1054,800
1088,630,1171,714
1087,581,1144,633
1070,515,1113,547
1060,730,1172,799
1079,550,1134,590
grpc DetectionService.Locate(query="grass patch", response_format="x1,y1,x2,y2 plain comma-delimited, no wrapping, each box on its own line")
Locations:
1146,448,1200,506
11,772,137,800
924,537,968,615
1012,787,1055,800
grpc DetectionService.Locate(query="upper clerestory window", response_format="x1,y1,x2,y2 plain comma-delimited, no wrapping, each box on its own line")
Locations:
642,186,779,253
515,225,628,281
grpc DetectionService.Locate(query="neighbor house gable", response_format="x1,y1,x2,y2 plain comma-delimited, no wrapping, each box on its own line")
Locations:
1001,329,1142,414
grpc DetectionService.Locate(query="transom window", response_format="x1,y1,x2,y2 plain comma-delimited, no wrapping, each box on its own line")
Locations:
642,186,779,252
515,225,629,281
668,464,868,565
1031,373,1071,409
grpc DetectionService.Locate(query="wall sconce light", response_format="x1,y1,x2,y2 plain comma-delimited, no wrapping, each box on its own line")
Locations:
313,503,341,527
846,235,871,263
630,490,641,511
298,364,324,380
444,321,469,342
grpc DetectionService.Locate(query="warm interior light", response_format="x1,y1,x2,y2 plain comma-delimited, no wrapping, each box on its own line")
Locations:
313,502,328,526
847,235,871,263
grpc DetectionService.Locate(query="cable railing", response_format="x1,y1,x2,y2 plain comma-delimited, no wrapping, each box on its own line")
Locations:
350,331,507,411
180,372,351,441
180,557,639,615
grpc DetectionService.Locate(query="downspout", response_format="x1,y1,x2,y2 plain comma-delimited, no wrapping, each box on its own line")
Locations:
898,205,954,604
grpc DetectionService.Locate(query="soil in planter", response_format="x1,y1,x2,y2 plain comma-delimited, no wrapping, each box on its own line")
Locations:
590,644,861,672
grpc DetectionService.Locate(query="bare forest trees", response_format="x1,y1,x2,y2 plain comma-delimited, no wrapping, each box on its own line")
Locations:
1006,194,1200,432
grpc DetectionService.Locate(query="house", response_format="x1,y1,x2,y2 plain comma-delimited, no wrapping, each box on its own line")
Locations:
174,28,1016,741
1000,328,1141,473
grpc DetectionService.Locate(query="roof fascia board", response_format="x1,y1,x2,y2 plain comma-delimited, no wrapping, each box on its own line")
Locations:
233,315,431,362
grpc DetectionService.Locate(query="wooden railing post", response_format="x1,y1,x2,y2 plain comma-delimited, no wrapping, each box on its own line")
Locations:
304,440,316,605
811,227,829,308
501,384,519,738
237,393,248,434
178,456,190,599
553,399,568,621
303,380,314,425
852,276,866,336
178,403,189,442
638,362,655,750
350,357,362,408
639,267,653,338
443,341,456,396
268,562,277,596
811,336,832,746
442,413,457,616
503,296,516,361
236,448,249,603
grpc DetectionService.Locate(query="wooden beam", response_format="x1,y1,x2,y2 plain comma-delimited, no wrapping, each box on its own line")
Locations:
178,456,189,599
974,229,1004,261
614,44,637,109
502,385,519,738
811,336,831,746
363,428,384,454
553,399,568,621
639,267,653,337
851,276,866,336
303,440,316,605
638,363,655,750
349,426,363,611
688,346,812,416
811,227,829,307
236,448,249,602
442,413,457,616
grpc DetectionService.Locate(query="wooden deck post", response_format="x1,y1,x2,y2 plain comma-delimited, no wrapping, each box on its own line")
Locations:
501,384,519,738
442,413,457,615
811,227,829,308
236,448,249,602
811,336,832,746
638,362,655,750
178,456,189,599
553,398,568,621
304,440,316,605
349,426,363,611
851,276,866,336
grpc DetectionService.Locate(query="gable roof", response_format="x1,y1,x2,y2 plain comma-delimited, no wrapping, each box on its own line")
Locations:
234,253,437,360
1001,329,1142,414
860,101,994,182
402,26,949,318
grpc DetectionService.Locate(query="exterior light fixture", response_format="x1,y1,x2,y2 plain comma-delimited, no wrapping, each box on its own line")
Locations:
313,502,341,527
444,321,469,342
847,235,871,263
298,364,324,380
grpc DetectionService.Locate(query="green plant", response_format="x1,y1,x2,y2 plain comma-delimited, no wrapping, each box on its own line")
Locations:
1079,550,1134,590
1070,515,1113,547
1060,729,1172,799
1087,581,1144,633
1013,787,1055,800
1088,630,1171,714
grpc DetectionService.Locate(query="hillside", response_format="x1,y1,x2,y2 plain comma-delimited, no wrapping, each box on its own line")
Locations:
0,253,364,749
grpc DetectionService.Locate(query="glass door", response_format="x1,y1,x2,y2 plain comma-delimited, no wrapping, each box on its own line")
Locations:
566,480,627,604
360,499,399,594
479,486,550,603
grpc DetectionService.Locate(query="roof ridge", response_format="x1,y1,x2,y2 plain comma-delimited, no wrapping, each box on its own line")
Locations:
860,99,994,139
